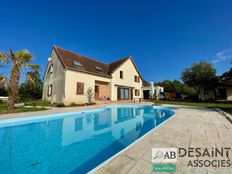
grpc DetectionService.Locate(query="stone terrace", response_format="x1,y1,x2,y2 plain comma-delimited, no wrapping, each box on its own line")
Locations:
93,105,232,174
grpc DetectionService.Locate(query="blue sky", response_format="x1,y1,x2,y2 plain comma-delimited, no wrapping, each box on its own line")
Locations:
0,0,232,83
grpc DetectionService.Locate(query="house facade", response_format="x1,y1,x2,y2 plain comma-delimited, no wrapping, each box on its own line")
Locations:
43,46,144,105
0,76,8,88
204,84,232,101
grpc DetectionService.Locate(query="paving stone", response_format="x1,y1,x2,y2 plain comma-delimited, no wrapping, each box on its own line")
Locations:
94,105,232,174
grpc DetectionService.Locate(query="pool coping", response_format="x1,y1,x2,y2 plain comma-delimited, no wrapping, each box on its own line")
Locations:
0,105,169,128
0,105,160,127
88,109,176,174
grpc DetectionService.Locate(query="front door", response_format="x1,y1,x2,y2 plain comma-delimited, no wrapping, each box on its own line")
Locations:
95,85,99,100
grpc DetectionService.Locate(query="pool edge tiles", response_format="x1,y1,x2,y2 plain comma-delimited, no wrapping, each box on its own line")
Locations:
0,105,141,128
0,105,166,128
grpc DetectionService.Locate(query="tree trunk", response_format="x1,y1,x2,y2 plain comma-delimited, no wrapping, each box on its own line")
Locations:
8,65,20,110
199,84,205,101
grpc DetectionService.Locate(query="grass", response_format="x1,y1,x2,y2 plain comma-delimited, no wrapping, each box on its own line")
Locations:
153,100,232,114
24,99,51,106
0,102,48,114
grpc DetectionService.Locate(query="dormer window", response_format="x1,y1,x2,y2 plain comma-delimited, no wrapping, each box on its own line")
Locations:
95,66,103,72
72,60,82,67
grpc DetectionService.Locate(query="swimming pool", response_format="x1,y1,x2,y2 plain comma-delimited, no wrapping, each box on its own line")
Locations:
0,105,175,174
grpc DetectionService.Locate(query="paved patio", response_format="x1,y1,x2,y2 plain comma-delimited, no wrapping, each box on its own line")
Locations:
93,105,232,174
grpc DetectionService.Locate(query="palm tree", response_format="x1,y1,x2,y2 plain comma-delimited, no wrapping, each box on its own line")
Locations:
0,48,40,110
26,70,40,85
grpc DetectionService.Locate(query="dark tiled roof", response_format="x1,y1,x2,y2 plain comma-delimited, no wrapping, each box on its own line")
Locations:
142,79,150,86
54,46,111,78
217,78,232,86
108,57,130,73
53,46,141,78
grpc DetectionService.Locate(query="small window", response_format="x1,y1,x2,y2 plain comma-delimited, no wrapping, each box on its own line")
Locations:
95,66,103,71
120,71,123,79
73,60,83,67
47,85,53,96
47,64,53,74
135,89,140,96
134,75,140,83
76,82,84,95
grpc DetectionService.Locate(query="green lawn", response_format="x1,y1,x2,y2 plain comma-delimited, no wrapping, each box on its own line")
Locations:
0,102,48,114
153,100,232,114
24,99,51,106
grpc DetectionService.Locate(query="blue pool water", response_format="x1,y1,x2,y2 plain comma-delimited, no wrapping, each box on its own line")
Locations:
0,105,174,174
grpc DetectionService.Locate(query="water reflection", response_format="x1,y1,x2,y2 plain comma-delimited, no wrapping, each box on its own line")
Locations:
0,106,174,174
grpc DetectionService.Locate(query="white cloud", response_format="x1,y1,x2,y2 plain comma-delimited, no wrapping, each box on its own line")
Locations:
212,47,232,63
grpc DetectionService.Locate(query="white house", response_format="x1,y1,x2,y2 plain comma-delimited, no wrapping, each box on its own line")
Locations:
43,46,146,105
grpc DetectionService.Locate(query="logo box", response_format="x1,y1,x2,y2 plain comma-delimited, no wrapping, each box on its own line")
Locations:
153,164,176,172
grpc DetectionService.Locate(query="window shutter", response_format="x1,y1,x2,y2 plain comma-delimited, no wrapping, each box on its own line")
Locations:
135,89,140,96
47,85,52,96
81,83,84,94
77,82,80,94
76,82,84,95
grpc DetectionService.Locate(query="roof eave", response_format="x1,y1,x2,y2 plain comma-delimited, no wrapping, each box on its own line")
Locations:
66,67,112,79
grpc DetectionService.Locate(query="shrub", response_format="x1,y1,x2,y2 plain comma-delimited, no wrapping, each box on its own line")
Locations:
0,87,8,96
55,103,65,107
18,82,43,102
86,88,94,103
67,102,96,107
69,102,77,106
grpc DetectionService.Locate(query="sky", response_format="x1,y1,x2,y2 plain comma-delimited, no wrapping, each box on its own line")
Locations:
0,0,232,83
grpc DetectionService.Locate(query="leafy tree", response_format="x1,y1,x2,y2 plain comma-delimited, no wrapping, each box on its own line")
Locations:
0,48,41,110
156,80,198,99
18,71,43,101
181,61,216,100
172,80,182,93
221,68,232,84
162,80,174,92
